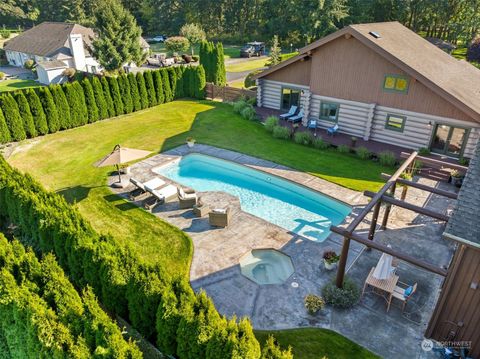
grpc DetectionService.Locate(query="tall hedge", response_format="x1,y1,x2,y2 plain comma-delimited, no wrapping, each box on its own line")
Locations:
214,42,227,86
153,70,165,104
0,93,26,141
91,77,108,120
25,88,49,135
14,91,36,138
73,81,88,125
0,107,11,143
128,73,142,112
161,69,173,102
136,72,149,109
175,66,185,98
108,76,124,116
63,83,82,128
81,78,99,123
194,65,206,99
50,84,71,130
38,87,60,133
118,74,133,114
167,67,178,98
144,71,157,107
101,76,116,117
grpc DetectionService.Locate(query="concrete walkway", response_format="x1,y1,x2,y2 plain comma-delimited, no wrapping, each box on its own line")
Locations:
112,144,455,358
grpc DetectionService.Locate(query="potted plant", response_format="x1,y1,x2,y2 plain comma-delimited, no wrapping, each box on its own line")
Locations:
323,250,340,270
186,137,196,148
304,294,325,315
350,136,358,148
450,170,464,188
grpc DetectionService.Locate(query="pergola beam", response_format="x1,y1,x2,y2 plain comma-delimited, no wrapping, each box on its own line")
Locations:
381,173,458,199
330,226,448,277
363,191,450,221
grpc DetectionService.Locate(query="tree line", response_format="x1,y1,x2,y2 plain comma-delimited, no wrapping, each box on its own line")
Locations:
0,66,206,144
2,0,480,47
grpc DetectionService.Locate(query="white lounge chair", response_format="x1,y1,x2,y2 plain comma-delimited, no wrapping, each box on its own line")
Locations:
288,109,304,123
143,184,178,210
279,105,297,120
129,177,166,200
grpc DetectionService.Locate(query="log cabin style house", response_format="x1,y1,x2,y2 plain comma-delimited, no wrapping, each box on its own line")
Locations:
254,22,480,160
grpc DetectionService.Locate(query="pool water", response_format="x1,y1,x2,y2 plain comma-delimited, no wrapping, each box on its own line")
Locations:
154,154,351,242
239,249,294,285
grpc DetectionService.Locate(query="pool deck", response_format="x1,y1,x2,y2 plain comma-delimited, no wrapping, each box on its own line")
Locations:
111,144,456,358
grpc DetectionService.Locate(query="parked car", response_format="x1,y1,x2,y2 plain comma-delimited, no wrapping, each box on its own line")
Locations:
240,41,265,57
149,35,167,43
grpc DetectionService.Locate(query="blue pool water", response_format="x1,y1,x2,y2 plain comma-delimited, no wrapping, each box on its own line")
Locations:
154,154,351,242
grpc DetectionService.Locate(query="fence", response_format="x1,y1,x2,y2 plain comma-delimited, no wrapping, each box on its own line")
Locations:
205,83,256,102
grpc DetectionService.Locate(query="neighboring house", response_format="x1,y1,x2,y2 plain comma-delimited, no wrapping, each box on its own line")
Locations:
254,22,480,159
4,22,150,85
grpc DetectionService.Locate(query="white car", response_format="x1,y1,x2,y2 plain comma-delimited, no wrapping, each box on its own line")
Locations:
151,35,166,43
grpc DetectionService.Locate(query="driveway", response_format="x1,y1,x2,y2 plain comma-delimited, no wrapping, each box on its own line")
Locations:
0,66,35,79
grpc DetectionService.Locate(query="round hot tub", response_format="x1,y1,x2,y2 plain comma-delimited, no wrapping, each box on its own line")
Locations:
239,249,294,285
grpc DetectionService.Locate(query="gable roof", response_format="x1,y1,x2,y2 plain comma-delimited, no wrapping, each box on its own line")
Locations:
4,22,95,58
37,60,68,70
444,140,480,249
256,22,480,123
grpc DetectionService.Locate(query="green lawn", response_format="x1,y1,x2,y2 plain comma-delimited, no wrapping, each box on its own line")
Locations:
255,329,379,359
149,43,241,59
451,47,480,69
0,79,43,92
226,58,267,73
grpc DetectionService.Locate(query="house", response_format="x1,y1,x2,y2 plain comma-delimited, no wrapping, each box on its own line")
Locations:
4,22,150,85
254,22,480,159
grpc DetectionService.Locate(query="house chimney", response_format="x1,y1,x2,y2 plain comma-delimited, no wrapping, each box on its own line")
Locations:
69,33,86,71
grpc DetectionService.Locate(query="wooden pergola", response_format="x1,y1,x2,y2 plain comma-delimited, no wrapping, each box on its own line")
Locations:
331,152,467,288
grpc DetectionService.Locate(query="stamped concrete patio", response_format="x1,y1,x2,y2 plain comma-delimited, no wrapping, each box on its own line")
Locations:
112,144,456,358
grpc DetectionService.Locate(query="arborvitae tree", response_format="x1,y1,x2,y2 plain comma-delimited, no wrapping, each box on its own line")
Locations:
174,66,185,99
72,81,88,125
199,41,213,83
64,83,82,127
118,74,133,114
261,335,293,359
51,85,71,130
153,70,164,104
214,42,226,86
101,77,116,117
38,87,60,133
0,93,27,141
167,67,177,100
108,76,124,115
194,65,206,99
144,71,157,107
136,72,149,109
25,89,49,135
91,77,108,120
0,107,11,143
81,78,99,123
14,91,36,138
182,67,193,97
127,73,141,111
161,69,173,102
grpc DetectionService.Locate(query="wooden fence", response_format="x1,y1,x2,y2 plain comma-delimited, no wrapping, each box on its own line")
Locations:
205,83,256,102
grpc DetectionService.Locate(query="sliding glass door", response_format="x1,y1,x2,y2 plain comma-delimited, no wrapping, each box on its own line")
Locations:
281,88,300,110
430,124,468,157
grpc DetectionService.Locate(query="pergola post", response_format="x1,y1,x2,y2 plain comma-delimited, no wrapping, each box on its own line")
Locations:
335,236,350,288
368,201,381,241
381,182,396,229
401,185,408,201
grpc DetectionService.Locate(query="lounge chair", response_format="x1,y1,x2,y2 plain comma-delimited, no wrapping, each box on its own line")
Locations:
392,281,417,311
209,207,232,227
327,123,339,136
288,109,304,123
129,177,166,200
143,184,178,211
279,105,298,120
178,186,197,209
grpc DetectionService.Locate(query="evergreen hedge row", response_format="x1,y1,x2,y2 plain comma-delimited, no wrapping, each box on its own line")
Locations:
0,156,291,359
0,66,206,144
0,233,142,358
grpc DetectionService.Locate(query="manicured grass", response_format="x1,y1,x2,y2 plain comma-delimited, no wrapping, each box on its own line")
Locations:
451,47,480,69
149,43,241,59
226,58,267,73
0,79,43,92
255,328,380,359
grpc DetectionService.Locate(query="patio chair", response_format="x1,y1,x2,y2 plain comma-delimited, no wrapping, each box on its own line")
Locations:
209,207,232,227
178,186,198,209
307,118,317,129
288,109,304,123
129,177,166,200
279,105,298,120
327,123,339,136
392,281,417,311
143,184,178,211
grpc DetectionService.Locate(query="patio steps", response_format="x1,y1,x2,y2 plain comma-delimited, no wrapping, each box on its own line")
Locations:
417,166,451,182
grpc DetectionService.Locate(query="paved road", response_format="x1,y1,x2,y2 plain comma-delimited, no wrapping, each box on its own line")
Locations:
225,56,268,84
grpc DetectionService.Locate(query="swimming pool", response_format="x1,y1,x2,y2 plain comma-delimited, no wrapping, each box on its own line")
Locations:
154,153,351,242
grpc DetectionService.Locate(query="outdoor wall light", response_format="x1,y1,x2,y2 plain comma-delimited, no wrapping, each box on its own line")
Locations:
470,282,478,290
428,121,432,127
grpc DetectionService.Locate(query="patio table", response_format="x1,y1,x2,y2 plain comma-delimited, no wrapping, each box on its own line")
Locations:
362,267,399,312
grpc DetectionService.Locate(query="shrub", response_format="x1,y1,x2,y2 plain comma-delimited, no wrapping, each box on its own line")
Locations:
13,91,36,138
62,67,76,79
127,73,141,112
1,92,26,141
304,294,325,314
152,70,164,104
323,250,340,264
294,131,314,145
0,29,10,39
108,76,124,115
72,81,88,125
38,87,60,132
467,36,480,63
233,99,249,114
322,278,360,309
240,105,256,121
193,65,206,99
79,78,98,123
378,150,396,167
418,147,430,156
244,70,262,88
174,66,185,98
191,55,199,62
167,67,178,99
117,74,133,114
459,157,470,166
0,71,5,80
0,107,11,143
272,125,291,139
51,84,71,129
24,59,34,69
162,69,173,102
25,89,48,135
91,77,109,119
214,42,226,86
165,36,190,54
313,137,330,150
337,144,350,153
261,336,293,359
264,116,279,132
135,72,149,109
356,146,371,160
144,71,157,107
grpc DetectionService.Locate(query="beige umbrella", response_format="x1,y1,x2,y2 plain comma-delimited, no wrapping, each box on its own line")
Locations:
95,144,151,183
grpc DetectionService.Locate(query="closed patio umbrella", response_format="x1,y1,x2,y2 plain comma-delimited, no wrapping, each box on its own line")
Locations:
373,252,394,280
95,144,151,184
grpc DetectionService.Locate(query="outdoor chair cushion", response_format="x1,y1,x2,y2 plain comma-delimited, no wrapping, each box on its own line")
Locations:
143,177,166,190
404,286,413,298
212,208,227,214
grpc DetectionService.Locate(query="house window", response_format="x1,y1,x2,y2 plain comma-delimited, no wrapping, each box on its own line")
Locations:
319,102,339,122
385,114,406,132
383,74,409,93
281,88,300,110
